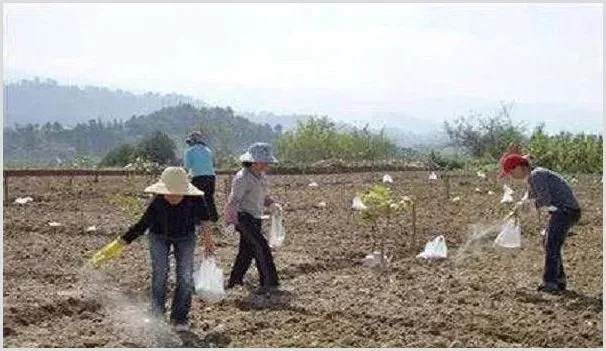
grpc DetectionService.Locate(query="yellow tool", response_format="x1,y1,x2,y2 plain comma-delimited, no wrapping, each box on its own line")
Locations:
89,238,126,268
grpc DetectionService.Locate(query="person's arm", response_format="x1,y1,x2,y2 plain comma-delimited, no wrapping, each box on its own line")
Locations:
192,197,214,253
224,175,247,225
121,197,157,244
264,195,276,207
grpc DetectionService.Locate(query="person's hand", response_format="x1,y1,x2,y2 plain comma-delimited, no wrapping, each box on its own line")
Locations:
269,202,283,215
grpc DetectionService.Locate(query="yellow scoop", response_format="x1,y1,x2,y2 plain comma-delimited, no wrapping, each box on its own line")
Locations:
89,239,125,268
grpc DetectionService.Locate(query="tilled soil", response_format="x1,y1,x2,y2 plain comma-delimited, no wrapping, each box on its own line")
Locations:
3,171,603,347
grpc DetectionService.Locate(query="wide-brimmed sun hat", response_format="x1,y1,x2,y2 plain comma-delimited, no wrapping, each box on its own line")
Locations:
239,142,279,164
144,167,205,196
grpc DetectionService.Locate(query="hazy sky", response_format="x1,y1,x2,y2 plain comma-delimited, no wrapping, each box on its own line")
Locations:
3,3,603,122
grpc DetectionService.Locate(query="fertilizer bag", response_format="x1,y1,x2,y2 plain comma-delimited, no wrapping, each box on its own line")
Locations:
193,255,226,303
494,218,521,248
268,209,286,248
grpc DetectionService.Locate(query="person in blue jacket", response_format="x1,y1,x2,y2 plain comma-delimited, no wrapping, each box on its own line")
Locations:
183,131,219,225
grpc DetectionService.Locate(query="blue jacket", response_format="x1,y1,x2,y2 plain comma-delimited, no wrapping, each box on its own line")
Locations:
184,144,215,177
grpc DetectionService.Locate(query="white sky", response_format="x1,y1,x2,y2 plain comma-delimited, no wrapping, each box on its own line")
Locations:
3,3,603,121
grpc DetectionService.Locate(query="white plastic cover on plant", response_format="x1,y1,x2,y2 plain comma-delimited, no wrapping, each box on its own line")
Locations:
500,184,515,203
14,196,33,204
193,255,226,303
351,196,367,211
308,182,319,188
268,207,286,248
382,174,393,183
417,235,448,259
428,172,438,180
494,218,521,248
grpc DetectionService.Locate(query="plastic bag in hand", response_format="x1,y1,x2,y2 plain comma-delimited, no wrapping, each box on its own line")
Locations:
193,255,226,303
268,208,286,249
494,218,521,248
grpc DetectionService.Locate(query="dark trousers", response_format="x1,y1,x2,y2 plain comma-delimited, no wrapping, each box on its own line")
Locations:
191,175,219,222
228,212,279,287
543,208,581,288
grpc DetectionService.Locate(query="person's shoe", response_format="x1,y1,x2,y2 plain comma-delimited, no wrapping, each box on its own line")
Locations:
225,280,243,290
537,283,564,294
253,286,271,296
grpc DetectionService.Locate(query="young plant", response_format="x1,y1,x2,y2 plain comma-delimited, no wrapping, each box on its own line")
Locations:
359,184,414,273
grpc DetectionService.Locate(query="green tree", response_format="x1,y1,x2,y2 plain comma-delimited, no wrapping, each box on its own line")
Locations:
444,102,525,160
100,143,136,167
135,130,177,165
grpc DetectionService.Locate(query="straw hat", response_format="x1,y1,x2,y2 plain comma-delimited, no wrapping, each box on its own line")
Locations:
239,142,279,164
144,167,205,196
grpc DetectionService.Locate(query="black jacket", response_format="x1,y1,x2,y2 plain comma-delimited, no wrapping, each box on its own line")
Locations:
121,195,210,244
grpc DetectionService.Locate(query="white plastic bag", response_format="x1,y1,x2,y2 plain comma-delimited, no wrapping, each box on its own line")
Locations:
362,251,390,268
494,218,521,248
501,184,514,203
15,196,33,204
477,171,486,179
268,208,286,248
193,255,226,303
308,182,319,188
382,174,393,183
351,196,367,211
428,172,438,180
417,235,448,259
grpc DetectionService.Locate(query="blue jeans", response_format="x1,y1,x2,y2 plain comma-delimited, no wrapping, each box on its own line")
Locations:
543,208,581,288
148,232,196,325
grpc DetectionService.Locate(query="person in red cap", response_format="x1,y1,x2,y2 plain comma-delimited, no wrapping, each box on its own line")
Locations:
499,153,581,294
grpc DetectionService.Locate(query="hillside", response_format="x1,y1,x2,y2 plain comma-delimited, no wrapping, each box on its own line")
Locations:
3,104,279,166
3,78,206,127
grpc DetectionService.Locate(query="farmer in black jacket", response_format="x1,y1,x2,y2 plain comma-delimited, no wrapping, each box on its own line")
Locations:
91,167,214,331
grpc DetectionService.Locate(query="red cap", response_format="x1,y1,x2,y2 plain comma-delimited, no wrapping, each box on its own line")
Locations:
499,154,529,178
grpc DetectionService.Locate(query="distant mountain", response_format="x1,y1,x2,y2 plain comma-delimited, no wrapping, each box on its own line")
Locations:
3,104,279,166
4,78,207,127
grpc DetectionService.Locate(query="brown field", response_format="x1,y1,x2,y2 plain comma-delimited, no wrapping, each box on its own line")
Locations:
3,171,603,347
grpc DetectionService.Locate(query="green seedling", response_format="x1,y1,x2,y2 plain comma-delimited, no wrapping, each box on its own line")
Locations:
359,184,415,275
